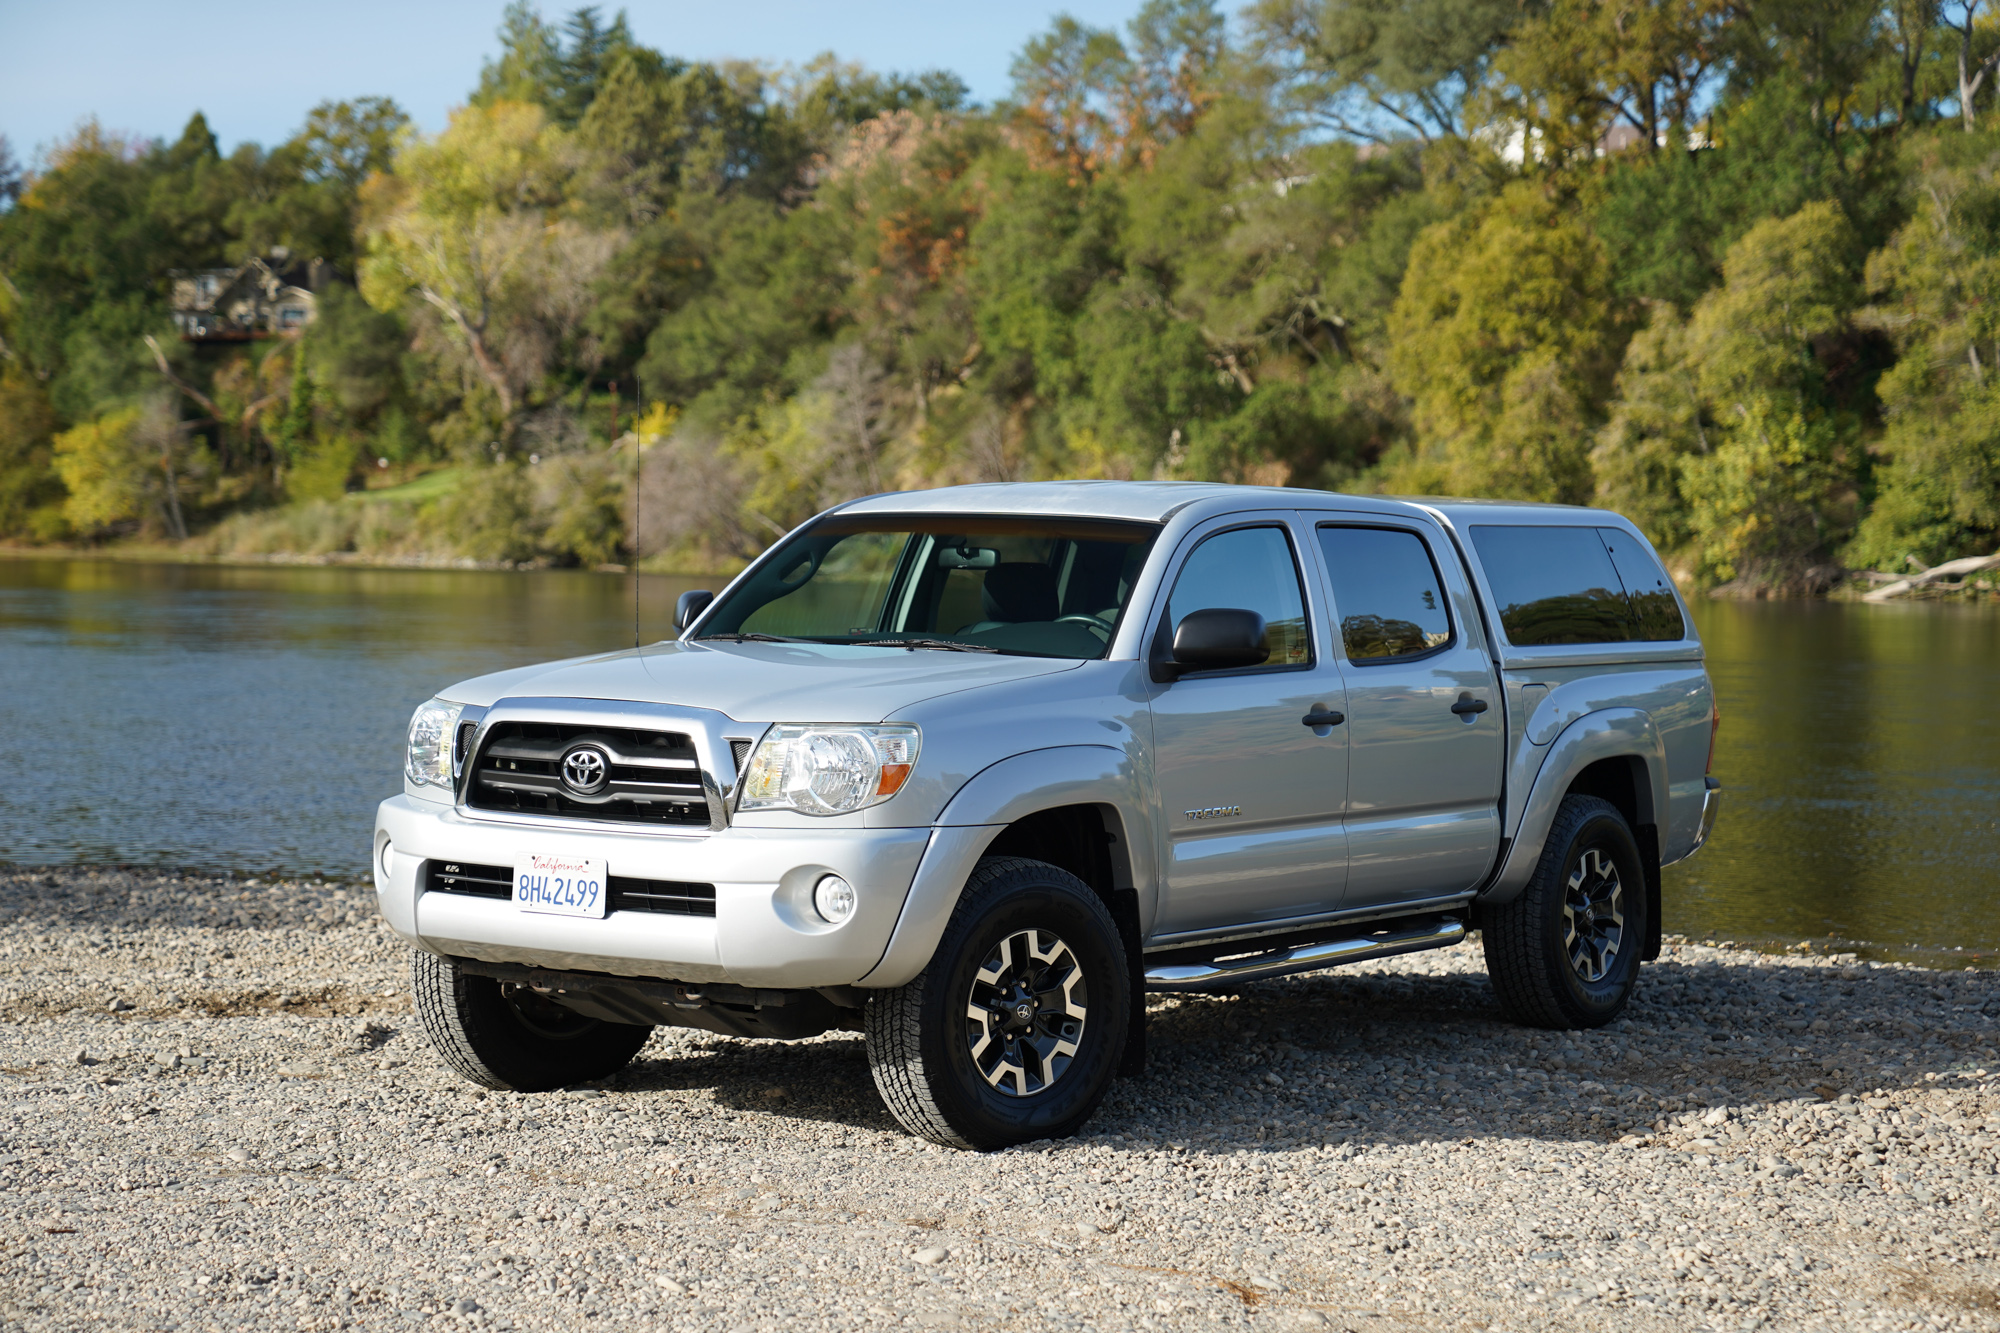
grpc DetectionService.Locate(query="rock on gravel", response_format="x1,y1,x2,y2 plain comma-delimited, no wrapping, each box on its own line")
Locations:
3,865,2000,1332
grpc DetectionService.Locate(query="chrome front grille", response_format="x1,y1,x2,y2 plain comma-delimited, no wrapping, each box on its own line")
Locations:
467,721,711,826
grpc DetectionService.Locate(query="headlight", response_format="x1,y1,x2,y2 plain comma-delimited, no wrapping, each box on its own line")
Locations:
405,698,465,788
738,724,920,816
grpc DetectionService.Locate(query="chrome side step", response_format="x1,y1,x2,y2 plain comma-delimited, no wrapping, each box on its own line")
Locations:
1142,916,1466,992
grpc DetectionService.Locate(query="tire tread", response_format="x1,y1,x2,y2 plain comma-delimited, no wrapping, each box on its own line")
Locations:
410,950,514,1089
1483,795,1634,1030
866,856,1125,1149
409,950,648,1091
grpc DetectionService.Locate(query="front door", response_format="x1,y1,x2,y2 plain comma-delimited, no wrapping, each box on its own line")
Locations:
1148,518,1351,938
1309,520,1504,910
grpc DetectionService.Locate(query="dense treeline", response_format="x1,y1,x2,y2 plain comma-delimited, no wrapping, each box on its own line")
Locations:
6,1,2000,588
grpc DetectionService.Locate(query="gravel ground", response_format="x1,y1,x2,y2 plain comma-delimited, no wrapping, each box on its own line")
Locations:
4,866,1999,1333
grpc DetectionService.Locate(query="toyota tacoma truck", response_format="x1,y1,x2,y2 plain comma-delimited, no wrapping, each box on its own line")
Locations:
375,482,1721,1149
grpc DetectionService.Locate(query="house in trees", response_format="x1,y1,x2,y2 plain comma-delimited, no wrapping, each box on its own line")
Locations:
170,248,333,342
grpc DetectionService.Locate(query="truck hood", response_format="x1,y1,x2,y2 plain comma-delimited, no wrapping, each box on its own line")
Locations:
438,639,1086,722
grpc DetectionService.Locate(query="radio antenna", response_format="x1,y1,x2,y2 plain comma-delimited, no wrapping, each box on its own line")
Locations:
625,379,641,649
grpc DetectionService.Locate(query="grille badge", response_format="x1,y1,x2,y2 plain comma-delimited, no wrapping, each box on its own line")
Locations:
559,744,611,795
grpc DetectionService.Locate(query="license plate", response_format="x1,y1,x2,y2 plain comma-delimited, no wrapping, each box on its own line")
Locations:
513,852,607,918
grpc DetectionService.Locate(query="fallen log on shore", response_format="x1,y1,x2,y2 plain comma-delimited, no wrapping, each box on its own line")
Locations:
1861,551,2000,602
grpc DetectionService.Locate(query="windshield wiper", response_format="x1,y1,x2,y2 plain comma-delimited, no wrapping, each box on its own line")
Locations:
847,638,1001,653
697,632,812,644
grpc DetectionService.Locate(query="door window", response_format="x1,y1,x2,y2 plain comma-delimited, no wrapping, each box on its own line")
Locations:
1317,526,1454,662
1166,526,1312,668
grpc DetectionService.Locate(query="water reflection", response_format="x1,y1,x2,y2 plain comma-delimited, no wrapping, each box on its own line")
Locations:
1667,597,2000,964
0,558,1993,962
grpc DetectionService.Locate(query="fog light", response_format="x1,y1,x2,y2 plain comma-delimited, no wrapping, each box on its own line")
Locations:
812,874,856,924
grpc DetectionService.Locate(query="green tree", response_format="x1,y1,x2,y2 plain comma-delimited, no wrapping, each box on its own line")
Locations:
51,400,206,539
1592,308,1708,551
0,116,230,418
475,4,634,127
1598,201,1868,584
228,97,409,267
1849,132,2000,567
0,365,66,539
1593,77,1901,311
359,99,613,440
1245,0,1523,143
1383,182,1626,502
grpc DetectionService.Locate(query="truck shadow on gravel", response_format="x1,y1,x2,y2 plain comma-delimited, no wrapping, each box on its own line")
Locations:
613,948,1999,1153
620,1036,903,1134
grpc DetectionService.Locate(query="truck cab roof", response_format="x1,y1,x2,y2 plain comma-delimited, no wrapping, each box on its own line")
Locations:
837,481,1629,536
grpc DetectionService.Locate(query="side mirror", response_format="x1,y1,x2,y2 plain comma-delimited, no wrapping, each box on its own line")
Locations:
1153,608,1268,681
675,590,714,633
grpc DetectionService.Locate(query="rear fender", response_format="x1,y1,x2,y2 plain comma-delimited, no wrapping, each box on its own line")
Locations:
854,745,1154,988
1481,709,1668,905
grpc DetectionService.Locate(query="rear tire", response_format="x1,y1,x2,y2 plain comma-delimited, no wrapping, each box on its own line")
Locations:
409,951,651,1092
1483,795,1647,1029
865,857,1129,1150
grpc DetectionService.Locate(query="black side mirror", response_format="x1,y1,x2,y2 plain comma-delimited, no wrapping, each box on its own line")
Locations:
675,590,714,633
1153,607,1268,681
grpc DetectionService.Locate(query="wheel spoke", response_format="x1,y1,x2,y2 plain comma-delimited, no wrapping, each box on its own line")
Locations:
963,927,1090,1098
1561,848,1625,983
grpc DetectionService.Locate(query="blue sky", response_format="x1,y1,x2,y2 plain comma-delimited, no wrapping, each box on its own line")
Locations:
0,0,1153,163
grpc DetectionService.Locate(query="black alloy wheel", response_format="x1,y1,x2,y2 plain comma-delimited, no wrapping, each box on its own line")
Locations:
1562,846,1626,984
1483,794,1648,1029
964,927,1090,1097
867,857,1129,1150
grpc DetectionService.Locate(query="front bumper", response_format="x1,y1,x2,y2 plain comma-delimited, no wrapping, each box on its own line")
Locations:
374,795,932,988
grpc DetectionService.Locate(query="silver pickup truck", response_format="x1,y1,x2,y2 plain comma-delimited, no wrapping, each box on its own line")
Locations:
375,481,1721,1149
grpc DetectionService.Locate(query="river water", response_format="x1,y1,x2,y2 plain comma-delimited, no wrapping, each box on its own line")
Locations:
1,558,1993,963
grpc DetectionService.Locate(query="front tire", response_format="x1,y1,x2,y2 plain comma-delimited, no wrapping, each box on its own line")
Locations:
409,951,651,1092
1483,795,1648,1029
865,857,1129,1150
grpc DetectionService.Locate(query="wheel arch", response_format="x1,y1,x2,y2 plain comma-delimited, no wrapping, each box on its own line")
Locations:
854,746,1155,991
1481,709,1668,908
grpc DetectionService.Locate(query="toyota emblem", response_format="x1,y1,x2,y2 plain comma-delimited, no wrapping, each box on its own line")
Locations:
559,744,610,795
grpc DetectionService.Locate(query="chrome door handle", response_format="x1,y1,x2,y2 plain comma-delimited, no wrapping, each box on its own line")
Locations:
1301,710,1345,728
1450,695,1489,716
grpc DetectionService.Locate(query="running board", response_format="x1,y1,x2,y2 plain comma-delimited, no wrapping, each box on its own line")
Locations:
1142,916,1466,992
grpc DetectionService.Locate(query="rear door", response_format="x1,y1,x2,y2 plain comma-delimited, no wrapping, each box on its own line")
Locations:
1307,517,1504,910
1147,514,1351,937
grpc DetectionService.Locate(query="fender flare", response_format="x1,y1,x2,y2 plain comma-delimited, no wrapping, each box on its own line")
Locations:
854,745,1154,989
1480,708,1668,906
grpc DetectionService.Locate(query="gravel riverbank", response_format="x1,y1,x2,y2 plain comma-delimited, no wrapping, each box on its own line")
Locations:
3,866,1998,1333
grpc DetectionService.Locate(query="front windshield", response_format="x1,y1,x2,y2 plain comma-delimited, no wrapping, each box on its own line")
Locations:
697,514,1162,659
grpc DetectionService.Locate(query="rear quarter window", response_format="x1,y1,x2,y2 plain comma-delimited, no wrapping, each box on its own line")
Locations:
1598,529,1686,641
1470,525,1684,645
